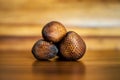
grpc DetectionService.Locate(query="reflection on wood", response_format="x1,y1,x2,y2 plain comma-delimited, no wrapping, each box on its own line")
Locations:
0,50,120,80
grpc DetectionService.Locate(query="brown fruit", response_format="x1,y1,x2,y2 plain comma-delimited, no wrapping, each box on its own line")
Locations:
42,21,67,43
59,31,86,60
32,39,58,60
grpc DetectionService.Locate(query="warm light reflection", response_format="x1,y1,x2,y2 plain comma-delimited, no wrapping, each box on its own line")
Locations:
32,61,86,80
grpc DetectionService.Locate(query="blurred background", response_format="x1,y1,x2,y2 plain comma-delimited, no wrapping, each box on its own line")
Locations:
0,0,120,51
0,1,120,80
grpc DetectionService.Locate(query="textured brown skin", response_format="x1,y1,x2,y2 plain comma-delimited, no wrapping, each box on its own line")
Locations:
42,21,67,43
59,31,86,60
32,39,58,60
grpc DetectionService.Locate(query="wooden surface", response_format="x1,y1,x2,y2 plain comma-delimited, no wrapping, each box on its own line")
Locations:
0,50,120,80
0,1,120,79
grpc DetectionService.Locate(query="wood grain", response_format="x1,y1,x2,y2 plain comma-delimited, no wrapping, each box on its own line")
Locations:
0,50,120,80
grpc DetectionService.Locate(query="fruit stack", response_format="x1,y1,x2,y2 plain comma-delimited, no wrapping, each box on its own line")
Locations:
32,21,86,61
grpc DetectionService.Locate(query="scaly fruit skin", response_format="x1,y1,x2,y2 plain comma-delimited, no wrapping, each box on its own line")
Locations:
32,39,58,60
42,21,67,43
59,31,86,60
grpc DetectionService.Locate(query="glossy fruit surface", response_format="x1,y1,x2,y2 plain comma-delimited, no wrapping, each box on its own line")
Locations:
42,21,67,43
32,39,58,60
59,31,86,60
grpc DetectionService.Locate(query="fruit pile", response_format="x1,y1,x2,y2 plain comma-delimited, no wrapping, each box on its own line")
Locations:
32,21,86,61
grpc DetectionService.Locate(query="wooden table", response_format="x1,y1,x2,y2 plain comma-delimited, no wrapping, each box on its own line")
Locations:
0,50,120,80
